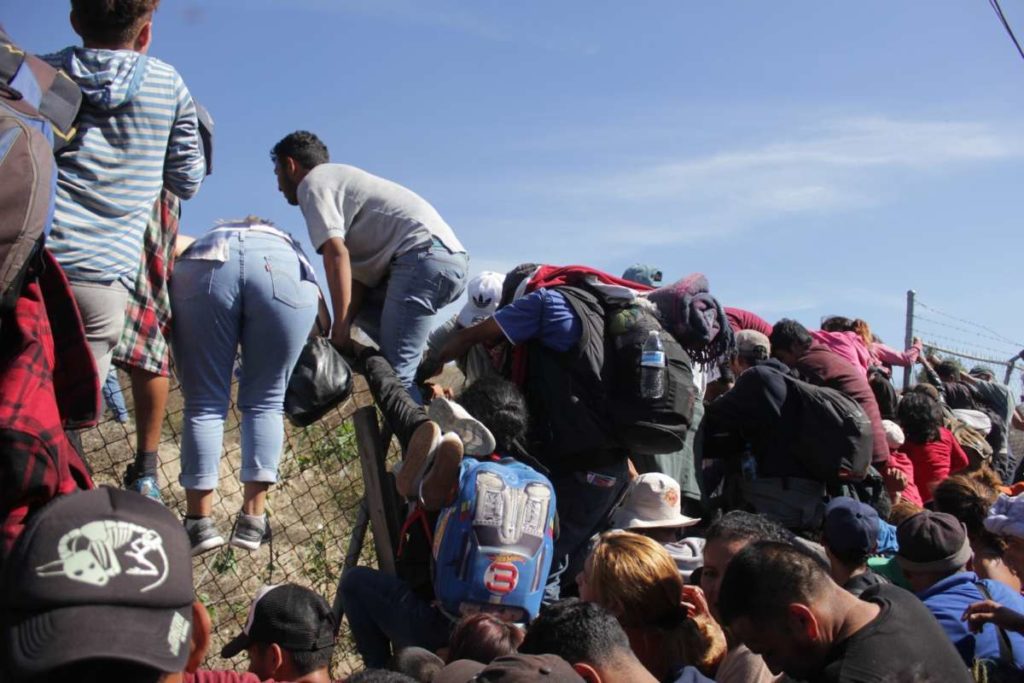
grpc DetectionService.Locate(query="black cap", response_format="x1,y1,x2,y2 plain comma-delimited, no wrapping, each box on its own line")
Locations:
221,583,336,658
0,487,195,677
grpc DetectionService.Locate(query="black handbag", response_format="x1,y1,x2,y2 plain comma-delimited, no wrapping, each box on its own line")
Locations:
284,297,353,427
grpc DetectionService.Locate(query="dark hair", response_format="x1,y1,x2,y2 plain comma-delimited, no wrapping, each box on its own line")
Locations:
934,361,960,383
769,319,813,356
821,316,855,333
520,599,632,668
289,645,335,676
448,613,524,664
897,392,943,444
717,541,831,627
458,376,529,455
499,263,539,309
71,0,159,44
346,670,418,683
825,543,870,569
271,131,329,170
868,370,898,421
20,659,162,683
705,510,793,547
388,647,444,681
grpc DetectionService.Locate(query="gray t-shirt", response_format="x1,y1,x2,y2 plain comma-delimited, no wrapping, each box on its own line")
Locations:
297,164,465,287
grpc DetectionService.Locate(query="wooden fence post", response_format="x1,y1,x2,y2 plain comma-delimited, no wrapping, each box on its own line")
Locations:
352,406,396,575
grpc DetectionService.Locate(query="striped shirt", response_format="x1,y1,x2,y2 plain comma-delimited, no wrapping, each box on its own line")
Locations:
41,47,205,284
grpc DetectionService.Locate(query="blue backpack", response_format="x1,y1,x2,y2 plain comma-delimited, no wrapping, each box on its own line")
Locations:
432,457,556,622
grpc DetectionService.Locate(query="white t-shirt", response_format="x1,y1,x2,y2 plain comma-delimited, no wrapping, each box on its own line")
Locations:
297,164,465,287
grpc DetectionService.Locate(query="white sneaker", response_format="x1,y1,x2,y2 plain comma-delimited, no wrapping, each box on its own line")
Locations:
428,397,496,456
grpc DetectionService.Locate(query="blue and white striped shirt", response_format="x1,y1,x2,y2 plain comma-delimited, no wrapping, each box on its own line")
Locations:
41,47,206,284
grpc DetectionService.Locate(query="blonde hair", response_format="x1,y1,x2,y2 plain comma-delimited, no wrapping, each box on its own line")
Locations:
586,531,725,675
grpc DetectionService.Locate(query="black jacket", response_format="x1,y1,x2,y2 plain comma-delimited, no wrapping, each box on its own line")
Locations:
703,358,813,479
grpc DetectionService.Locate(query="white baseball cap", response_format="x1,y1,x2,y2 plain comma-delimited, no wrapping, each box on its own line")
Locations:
457,271,505,328
611,473,700,530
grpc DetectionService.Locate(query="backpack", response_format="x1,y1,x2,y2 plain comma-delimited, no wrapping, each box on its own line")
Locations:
604,302,697,455
432,457,556,622
780,373,873,484
0,30,81,320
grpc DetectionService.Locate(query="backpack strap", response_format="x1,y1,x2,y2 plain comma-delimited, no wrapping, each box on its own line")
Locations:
976,580,1015,665
0,35,80,150
396,504,433,559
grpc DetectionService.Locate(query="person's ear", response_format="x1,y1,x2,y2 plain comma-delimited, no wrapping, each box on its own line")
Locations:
134,19,153,53
185,600,212,673
572,662,603,683
283,156,302,180
268,643,286,675
787,603,820,641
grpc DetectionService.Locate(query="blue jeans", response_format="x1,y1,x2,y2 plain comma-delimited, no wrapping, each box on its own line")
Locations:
340,566,453,668
102,368,129,422
170,231,318,490
357,242,468,405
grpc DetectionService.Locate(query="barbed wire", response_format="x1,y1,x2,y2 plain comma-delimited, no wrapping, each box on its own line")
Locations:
913,314,1023,357
916,300,1024,349
914,327,1021,361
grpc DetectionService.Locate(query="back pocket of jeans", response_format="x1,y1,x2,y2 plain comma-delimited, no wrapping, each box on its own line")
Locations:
267,255,312,309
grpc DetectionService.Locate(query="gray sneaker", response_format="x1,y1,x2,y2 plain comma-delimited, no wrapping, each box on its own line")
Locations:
184,517,225,557
230,512,271,551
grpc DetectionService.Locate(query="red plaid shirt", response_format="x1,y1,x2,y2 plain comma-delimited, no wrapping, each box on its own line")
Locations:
1,251,95,559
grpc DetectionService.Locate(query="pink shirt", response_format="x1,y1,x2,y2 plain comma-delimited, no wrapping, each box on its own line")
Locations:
810,330,872,371
871,340,922,368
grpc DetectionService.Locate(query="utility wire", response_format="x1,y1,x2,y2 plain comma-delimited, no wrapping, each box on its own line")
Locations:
989,0,1024,63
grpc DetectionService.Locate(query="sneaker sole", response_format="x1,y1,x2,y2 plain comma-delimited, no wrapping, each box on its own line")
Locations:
397,421,440,498
428,399,495,456
229,536,263,551
420,434,464,510
191,536,225,557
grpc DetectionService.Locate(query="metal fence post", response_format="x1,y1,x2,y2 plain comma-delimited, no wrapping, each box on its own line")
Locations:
903,290,916,391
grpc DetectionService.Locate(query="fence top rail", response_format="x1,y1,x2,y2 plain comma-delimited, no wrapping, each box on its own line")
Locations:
922,342,1019,367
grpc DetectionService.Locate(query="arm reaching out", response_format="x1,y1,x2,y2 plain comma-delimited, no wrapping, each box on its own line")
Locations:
962,600,1024,634
436,318,504,366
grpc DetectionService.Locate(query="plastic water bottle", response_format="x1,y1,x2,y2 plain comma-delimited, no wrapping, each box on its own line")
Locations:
640,330,666,400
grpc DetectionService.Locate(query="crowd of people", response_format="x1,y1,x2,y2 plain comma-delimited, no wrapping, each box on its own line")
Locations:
4,2,1024,682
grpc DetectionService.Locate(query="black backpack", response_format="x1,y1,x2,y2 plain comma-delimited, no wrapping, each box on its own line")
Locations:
604,302,697,456
780,372,873,484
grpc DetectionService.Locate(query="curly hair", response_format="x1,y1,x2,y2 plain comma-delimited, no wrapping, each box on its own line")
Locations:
71,0,160,45
457,376,529,456
897,391,943,444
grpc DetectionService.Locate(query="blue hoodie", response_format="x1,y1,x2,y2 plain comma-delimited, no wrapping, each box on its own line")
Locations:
918,571,1024,670
41,47,205,284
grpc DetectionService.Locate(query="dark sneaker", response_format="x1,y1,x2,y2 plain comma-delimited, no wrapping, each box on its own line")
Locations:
123,464,163,504
420,432,464,511
395,421,441,498
230,512,271,551
428,397,496,456
184,516,225,556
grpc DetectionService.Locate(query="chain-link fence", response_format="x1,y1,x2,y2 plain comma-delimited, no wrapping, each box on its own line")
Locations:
82,369,398,677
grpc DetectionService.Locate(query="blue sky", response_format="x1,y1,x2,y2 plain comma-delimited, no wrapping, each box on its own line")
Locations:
6,0,1024,389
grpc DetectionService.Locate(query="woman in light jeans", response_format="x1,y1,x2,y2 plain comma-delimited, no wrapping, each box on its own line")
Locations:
170,217,318,555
